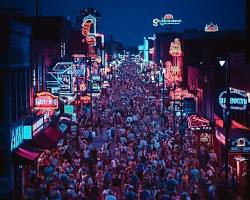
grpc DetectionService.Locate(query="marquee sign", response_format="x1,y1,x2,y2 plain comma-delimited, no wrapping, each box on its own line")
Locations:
153,13,182,27
205,22,219,32
231,137,250,153
219,88,248,110
34,92,59,110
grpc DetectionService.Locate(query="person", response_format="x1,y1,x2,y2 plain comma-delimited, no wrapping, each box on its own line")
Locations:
207,181,216,200
166,174,179,196
190,184,200,200
124,185,136,200
138,185,150,200
180,192,191,200
189,166,200,186
105,190,117,200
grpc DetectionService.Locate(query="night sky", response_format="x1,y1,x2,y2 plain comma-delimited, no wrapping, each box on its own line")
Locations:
0,0,246,47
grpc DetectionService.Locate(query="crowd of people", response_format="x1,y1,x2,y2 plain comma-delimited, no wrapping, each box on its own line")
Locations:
24,61,237,200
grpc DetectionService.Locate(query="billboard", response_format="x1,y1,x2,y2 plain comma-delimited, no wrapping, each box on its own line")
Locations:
153,13,182,26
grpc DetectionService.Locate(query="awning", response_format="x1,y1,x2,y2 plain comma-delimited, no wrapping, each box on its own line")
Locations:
216,126,250,152
15,144,42,162
30,126,62,150
215,114,250,152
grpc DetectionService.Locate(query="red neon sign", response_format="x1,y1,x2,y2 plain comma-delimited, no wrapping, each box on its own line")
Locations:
187,115,210,130
81,19,93,37
205,23,219,32
34,92,59,110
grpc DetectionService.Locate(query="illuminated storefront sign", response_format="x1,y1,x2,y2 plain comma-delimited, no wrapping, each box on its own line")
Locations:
23,116,44,139
187,115,211,131
11,125,24,151
205,22,219,32
215,129,225,145
169,38,182,57
60,42,66,58
231,137,250,153
47,62,74,95
218,88,248,110
58,123,68,133
32,116,44,137
59,116,71,122
34,92,59,110
86,36,96,46
81,19,93,37
80,95,91,104
148,34,156,40
72,113,77,122
200,133,211,143
170,88,194,100
166,38,183,85
78,80,87,92
153,13,182,26
82,15,97,46
64,105,74,115
101,81,110,88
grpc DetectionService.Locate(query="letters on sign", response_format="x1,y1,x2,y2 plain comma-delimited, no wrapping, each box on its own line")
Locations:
34,92,59,110
218,88,248,110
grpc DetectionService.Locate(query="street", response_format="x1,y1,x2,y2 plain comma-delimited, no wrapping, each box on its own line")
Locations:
21,59,242,200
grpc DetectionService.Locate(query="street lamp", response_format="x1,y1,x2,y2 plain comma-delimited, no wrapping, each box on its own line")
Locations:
160,60,166,119
162,68,166,118
88,59,93,130
219,59,230,190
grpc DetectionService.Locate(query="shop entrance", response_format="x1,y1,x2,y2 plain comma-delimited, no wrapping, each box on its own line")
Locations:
234,156,248,186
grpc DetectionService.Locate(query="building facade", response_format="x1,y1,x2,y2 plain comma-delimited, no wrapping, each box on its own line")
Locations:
0,15,32,200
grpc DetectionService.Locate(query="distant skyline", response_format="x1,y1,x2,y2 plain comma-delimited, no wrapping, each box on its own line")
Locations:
0,0,246,47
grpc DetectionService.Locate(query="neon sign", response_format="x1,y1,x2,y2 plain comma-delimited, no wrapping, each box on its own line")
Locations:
169,38,182,57
167,38,183,85
34,92,59,110
59,116,71,122
80,95,91,104
216,129,225,145
32,116,44,137
153,13,182,26
82,15,97,46
205,22,219,32
218,88,248,110
11,125,24,151
81,19,93,37
187,115,211,131
231,137,250,153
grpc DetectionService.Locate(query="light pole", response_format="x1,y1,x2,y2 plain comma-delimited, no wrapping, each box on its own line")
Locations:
162,68,166,119
219,59,230,190
89,60,93,130
180,94,184,151
173,83,176,134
